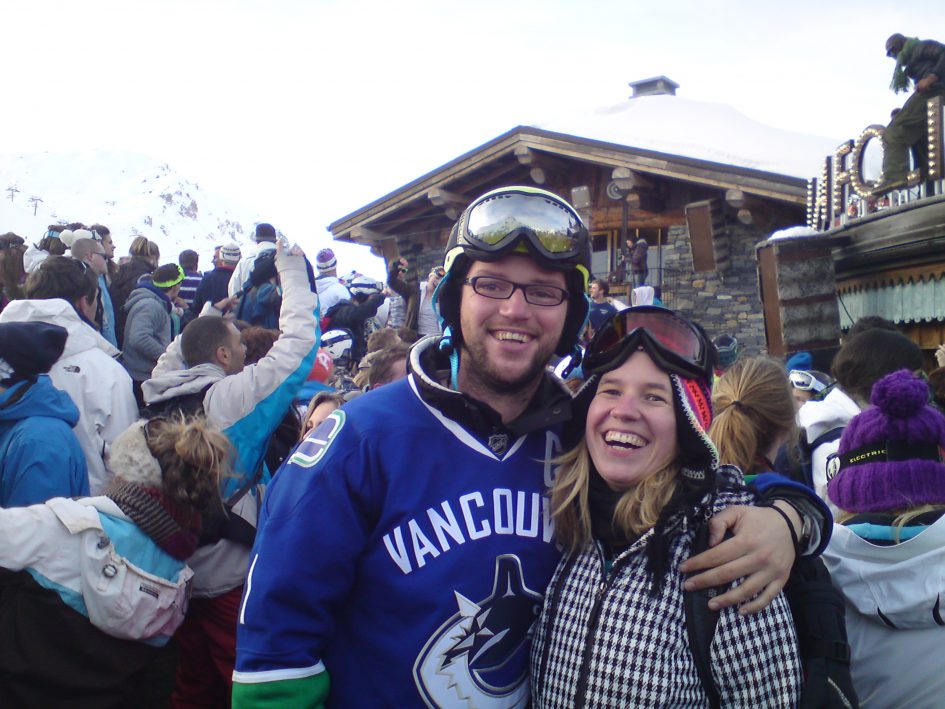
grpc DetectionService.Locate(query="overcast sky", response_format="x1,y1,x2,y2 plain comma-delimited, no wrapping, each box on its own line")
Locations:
3,1,940,263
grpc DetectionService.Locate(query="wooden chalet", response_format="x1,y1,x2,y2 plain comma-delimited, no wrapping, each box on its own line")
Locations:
329,122,809,352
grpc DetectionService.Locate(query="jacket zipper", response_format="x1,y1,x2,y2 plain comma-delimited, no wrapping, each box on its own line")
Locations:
533,550,580,699
573,544,635,709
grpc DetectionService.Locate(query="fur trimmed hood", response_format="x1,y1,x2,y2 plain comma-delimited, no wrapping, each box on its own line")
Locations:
107,420,162,487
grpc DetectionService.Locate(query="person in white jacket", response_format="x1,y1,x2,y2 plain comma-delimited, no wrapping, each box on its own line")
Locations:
227,222,277,297
822,369,945,708
798,327,922,514
313,247,351,313
1,256,138,494
0,415,232,707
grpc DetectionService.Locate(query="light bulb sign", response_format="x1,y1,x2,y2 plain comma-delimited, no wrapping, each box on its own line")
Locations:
807,95,943,231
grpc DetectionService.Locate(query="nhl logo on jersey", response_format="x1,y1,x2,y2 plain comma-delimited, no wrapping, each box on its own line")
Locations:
487,433,509,456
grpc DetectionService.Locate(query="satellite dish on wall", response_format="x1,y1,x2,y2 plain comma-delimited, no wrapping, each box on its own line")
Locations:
606,181,629,201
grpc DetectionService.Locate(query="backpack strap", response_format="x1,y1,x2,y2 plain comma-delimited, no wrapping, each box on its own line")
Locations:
786,558,859,708
683,520,724,709
199,444,269,548
140,383,213,420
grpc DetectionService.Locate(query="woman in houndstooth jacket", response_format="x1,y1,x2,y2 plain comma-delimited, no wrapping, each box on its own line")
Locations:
530,307,804,708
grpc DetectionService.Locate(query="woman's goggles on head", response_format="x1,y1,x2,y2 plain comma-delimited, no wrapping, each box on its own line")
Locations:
789,369,828,393
462,190,587,261
584,306,710,381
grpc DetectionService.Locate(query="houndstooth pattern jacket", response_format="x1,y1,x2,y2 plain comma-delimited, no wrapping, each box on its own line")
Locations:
529,481,802,708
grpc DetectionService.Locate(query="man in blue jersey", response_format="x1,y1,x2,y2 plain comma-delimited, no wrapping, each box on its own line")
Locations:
233,187,827,707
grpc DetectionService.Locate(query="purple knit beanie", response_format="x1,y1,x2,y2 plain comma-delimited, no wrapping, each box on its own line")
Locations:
827,369,945,512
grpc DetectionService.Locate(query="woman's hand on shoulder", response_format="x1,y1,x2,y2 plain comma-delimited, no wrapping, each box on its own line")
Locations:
679,503,797,615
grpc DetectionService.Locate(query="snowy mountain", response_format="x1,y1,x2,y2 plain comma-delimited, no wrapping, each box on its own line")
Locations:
0,151,264,267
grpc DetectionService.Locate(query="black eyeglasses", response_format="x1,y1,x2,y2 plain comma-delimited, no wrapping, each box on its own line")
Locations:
463,276,568,306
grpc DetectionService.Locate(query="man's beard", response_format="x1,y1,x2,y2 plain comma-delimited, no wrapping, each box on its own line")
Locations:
459,338,552,398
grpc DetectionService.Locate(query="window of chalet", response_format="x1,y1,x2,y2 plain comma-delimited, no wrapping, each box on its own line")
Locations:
591,231,613,279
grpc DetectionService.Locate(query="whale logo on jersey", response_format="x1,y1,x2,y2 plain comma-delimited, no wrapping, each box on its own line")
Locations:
413,554,542,708
288,409,345,469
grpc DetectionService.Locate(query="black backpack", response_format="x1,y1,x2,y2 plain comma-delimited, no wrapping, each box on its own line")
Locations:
139,387,261,547
685,521,859,708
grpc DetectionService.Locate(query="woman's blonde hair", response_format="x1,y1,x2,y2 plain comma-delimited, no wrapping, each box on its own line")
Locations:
146,415,233,509
129,235,160,261
709,357,796,474
551,439,679,551
299,391,349,441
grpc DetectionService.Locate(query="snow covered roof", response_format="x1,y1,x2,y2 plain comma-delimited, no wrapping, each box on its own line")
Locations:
536,95,840,180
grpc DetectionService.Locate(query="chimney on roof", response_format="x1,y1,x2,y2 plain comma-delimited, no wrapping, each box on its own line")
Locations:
629,76,679,98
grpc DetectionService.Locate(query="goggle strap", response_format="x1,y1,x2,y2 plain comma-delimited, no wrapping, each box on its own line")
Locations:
558,346,584,380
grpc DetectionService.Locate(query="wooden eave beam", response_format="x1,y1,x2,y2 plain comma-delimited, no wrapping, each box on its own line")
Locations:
725,189,764,211
350,226,395,243
612,167,656,192
426,187,468,208
514,133,807,205
516,144,578,185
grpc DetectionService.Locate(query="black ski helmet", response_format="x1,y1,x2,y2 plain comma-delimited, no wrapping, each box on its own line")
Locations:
433,186,591,357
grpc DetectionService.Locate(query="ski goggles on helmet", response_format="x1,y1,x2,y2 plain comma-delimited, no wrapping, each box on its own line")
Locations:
460,188,587,262
789,369,828,393
583,306,710,382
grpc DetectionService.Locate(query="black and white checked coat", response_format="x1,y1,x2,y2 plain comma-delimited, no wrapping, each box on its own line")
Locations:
530,484,802,708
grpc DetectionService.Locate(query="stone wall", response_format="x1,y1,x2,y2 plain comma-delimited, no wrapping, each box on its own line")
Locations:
756,236,840,356
660,223,768,356
394,232,447,282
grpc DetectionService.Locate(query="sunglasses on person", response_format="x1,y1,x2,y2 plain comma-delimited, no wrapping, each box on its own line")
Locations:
462,189,586,261
583,306,710,381
789,370,828,393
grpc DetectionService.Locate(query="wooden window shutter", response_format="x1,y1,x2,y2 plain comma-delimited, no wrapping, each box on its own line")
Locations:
685,200,725,272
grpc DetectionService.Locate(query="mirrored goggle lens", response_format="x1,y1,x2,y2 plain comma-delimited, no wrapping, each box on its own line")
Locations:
591,309,703,368
465,193,582,255
789,370,824,392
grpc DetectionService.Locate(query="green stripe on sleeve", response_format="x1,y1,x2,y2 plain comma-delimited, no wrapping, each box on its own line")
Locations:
232,671,329,708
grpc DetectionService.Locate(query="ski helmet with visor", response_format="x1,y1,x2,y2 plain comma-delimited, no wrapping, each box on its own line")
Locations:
434,186,591,357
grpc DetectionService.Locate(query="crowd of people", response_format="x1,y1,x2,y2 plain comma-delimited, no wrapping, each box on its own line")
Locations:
0,180,942,708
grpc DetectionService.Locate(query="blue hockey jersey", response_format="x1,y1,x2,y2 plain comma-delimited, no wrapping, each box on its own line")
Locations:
234,372,567,708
